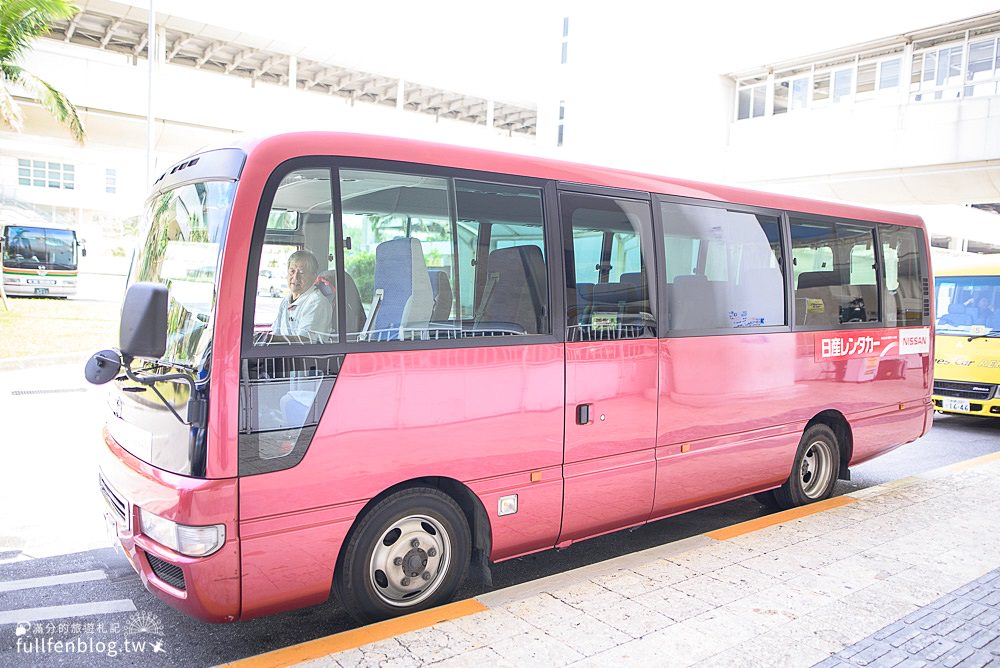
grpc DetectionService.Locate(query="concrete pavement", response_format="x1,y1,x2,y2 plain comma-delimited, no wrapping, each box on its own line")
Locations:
0,363,109,564
229,451,1000,668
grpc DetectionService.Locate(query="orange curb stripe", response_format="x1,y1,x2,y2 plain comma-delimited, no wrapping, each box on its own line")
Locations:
219,598,488,668
706,495,858,541
945,451,1000,472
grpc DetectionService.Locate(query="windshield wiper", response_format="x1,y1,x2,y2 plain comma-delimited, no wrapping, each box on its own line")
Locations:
967,331,1000,342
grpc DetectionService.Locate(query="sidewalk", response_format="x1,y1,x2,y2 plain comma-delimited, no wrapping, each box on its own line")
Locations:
233,452,1000,668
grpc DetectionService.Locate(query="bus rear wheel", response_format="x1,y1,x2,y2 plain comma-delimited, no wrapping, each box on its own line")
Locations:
774,424,840,509
336,487,471,624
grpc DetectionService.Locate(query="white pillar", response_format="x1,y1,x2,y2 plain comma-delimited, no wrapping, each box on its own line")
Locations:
486,100,495,128
288,56,297,90
396,79,405,111
145,0,156,189
901,43,914,105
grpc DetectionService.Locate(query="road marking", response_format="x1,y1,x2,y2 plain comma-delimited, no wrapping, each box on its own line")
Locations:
220,599,488,668
0,600,136,625
0,569,107,593
705,495,857,541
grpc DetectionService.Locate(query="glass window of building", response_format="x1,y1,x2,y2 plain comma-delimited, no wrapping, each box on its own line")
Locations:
879,57,901,90
832,68,853,102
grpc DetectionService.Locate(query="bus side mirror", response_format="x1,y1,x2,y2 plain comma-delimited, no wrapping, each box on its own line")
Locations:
120,282,168,359
81,247,87,257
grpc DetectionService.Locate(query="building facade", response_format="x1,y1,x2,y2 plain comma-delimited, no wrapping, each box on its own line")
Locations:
548,7,1000,254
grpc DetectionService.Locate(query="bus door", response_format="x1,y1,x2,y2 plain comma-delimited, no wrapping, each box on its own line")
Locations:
557,190,659,544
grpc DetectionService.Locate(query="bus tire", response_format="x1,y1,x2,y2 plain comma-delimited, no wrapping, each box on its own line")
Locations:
773,424,840,509
336,487,471,624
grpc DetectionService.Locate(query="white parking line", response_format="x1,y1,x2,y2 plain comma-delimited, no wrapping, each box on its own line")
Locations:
0,600,136,625
0,569,107,593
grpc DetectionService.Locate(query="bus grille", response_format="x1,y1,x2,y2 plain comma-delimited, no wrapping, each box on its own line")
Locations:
146,553,186,591
98,474,128,524
933,381,996,400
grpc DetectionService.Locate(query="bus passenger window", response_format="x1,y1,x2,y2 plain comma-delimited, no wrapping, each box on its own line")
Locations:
340,170,451,342
562,194,656,341
661,202,784,332
790,219,878,328
880,224,929,327
455,180,549,336
250,169,340,346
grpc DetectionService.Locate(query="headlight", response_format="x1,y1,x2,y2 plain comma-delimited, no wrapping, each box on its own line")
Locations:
3,277,21,284
138,508,225,557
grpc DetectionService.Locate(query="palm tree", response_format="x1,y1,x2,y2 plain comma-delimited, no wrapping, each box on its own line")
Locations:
0,0,85,144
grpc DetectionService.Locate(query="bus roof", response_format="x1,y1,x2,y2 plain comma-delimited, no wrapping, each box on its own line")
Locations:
181,132,926,229
933,254,1000,277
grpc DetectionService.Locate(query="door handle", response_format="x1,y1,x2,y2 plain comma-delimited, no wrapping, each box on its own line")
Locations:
576,403,591,425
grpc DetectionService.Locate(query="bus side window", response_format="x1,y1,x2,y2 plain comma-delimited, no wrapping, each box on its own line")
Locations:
880,224,929,327
661,202,784,332
455,180,549,337
251,168,340,346
562,193,656,341
339,170,451,343
790,219,877,327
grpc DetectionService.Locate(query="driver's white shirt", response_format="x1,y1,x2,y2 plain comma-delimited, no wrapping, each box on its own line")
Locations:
271,285,333,339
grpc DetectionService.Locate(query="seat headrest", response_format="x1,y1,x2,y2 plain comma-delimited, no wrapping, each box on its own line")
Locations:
797,271,841,289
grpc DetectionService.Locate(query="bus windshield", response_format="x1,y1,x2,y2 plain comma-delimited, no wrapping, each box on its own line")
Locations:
935,274,1000,335
2,226,78,270
132,180,236,367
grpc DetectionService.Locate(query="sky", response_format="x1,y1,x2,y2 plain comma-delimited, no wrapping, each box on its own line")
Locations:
136,0,1000,103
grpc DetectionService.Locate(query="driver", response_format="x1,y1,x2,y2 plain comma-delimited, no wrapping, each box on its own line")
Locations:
271,250,333,340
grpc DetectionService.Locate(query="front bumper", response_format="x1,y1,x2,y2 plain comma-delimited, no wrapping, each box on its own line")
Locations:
932,379,1000,417
99,427,241,622
932,394,1000,417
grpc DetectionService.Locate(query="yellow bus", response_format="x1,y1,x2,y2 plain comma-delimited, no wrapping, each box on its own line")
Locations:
933,254,1000,417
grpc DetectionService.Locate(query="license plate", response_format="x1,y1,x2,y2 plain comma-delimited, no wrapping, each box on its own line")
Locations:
33,287,49,295
943,398,971,412
105,513,121,554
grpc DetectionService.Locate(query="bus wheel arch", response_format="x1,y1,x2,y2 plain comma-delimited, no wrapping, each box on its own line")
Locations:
774,412,850,509
808,410,854,478
332,477,489,623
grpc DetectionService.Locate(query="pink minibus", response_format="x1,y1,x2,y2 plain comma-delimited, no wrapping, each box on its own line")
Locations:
85,132,933,623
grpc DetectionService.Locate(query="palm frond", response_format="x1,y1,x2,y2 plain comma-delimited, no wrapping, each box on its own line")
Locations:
0,81,25,131
6,64,85,143
0,0,78,64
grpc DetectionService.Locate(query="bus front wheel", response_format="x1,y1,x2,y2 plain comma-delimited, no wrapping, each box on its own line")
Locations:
774,424,840,509
336,487,471,624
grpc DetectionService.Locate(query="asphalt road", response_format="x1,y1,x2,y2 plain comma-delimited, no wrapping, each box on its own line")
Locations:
0,369,997,668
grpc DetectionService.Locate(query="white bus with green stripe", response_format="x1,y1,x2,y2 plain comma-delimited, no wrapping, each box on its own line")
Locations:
1,224,85,298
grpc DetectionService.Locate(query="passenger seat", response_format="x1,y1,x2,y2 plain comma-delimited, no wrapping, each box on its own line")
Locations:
364,238,433,341
476,245,547,334
428,269,454,322
315,270,367,336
